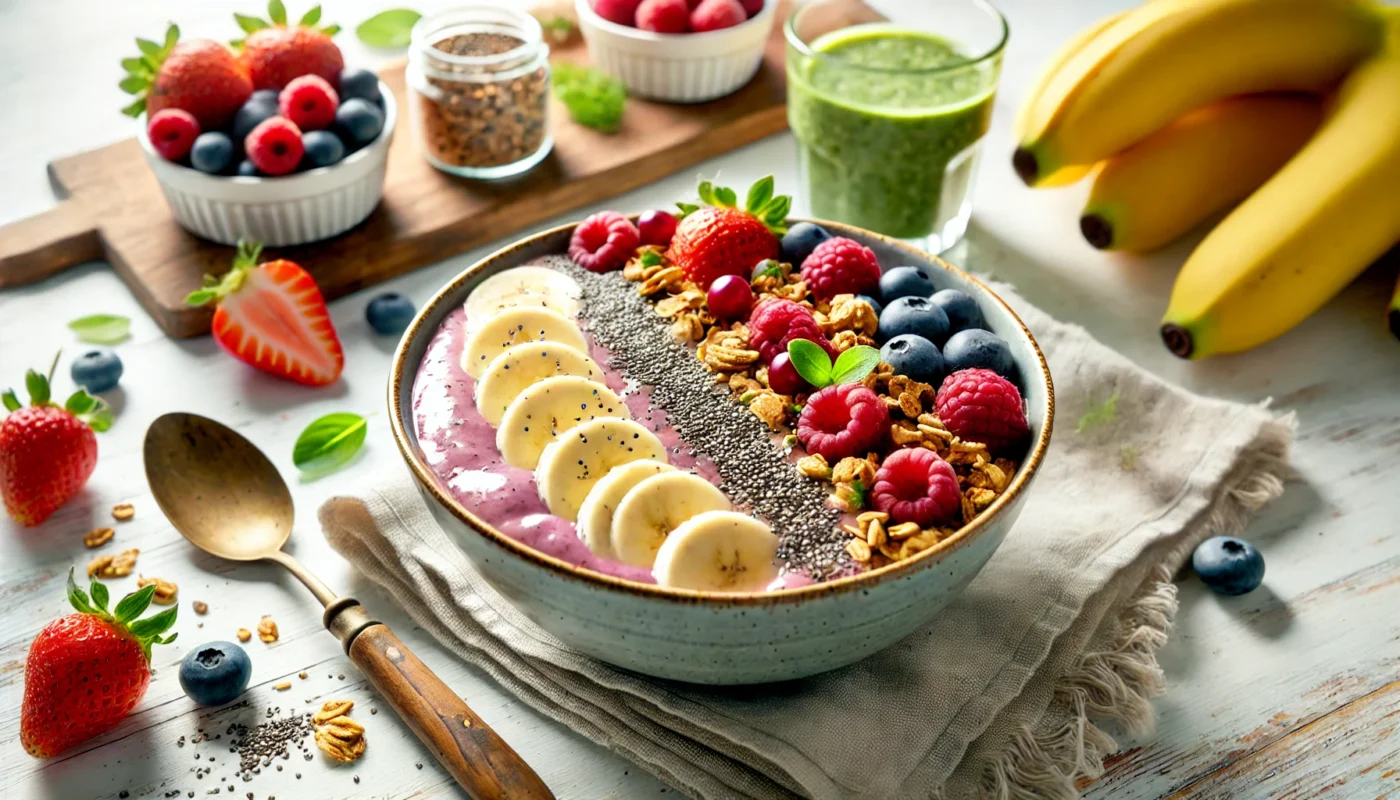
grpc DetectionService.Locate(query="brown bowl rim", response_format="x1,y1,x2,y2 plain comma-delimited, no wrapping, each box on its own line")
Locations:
388,217,1055,607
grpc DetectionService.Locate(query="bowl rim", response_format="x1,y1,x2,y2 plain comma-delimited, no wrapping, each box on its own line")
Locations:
574,0,776,43
388,217,1055,607
135,79,397,186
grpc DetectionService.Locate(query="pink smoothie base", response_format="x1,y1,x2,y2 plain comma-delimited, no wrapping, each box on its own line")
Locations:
412,294,816,591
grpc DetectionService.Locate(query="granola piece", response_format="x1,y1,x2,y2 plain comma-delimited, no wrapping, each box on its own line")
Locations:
623,246,668,281
83,527,115,549
314,703,367,764
866,518,888,549
137,575,179,605
831,456,875,486
845,538,872,563
827,492,852,514
748,392,789,430
728,373,761,395
655,288,706,318
87,548,138,578
192,601,209,615
236,628,252,643
670,313,705,343
891,422,924,447
638,266,685,296
111,503,135,522
273,681,292,691
822,294,879,337
833,481,862,511
796,453,831,480
771,279,809,302
257,615,279,643
828,330,858,353
698,326,760,373
314,699,355,725
887,521,921,541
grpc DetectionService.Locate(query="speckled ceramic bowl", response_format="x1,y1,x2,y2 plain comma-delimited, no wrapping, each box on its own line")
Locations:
389,219,1054,684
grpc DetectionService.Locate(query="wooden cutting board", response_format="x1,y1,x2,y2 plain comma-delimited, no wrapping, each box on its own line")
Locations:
0,24,790,338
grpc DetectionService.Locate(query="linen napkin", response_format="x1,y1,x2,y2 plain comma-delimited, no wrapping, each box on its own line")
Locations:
320,285,1292,800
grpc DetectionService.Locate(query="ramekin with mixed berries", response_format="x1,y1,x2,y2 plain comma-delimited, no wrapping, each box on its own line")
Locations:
123,4,395,246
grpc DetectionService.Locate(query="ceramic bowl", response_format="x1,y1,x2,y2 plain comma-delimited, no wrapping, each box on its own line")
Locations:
389,219,1054,684
137,82,396,247
574,0,777,103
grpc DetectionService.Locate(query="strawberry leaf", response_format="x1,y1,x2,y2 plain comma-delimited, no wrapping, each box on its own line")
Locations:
66,568,96,615
675,202,700,218
69,314,131,344
119,76,149,94
787,339,833,388
293,412,367,477
87,410,114,433
136,37,162,58
320,23,341,36
186,288,219,307
164,23,181,50
113,584,156,624
90,580,110,613
25,369,50,406
268,0,288,25
2,391,19,412
120,57,149,76
128,606,178,638
745,176,774,215
696,181,718,207
235,12,270,33
65,390,98,415
121,97,147,118
830,345,881,385
299,5,321,26
714,186,737,208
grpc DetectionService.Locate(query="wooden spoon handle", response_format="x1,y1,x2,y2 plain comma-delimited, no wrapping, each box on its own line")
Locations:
348,623,555,800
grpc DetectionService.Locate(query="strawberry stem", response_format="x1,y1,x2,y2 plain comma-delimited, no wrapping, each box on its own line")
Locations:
66,567,178,661
683,175,791,235
187,239,263,307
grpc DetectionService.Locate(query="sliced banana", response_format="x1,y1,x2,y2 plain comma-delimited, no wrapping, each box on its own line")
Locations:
464,266,582,333
611,472,731,569
535,417,668,522
576,460,676,559
476,344,605,427
461,306,589,378
496,375,630,467
652,510,780,593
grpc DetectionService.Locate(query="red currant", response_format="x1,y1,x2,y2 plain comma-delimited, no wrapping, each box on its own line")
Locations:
706,274,753,321
638,210,678,247
767,352,809,395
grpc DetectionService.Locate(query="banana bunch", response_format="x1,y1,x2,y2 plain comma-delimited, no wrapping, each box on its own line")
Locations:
1014,0,1400,358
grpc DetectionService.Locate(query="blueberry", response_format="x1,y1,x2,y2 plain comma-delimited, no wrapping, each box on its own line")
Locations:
366,292,416,335
178,642,252,706
302,130,346,169
232,96,279,144
880,335,945,385
929,289,985,333
335,98,385,147
942,328,1015,379
1192,536,1265,596
780,222,831,266
855,294,883,317
877,296,950,345
249,89,279,106
190,132,234,174
70,349,123,393
879,266,938,303
236,160,259,177
339,68,382,104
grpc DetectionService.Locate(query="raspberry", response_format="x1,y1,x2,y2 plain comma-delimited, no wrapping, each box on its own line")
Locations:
244,116,305,176
592,0,643,25
934,369,1030,454
278,75,339,131
796,384,889,463
800,237,881,301
147,109,201,162
569,211,641,273
636,0,690,31
748,299,835,364
691,0,747,31
872,448,960,527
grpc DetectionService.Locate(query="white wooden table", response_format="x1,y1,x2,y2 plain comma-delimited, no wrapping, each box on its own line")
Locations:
2,1,1397,798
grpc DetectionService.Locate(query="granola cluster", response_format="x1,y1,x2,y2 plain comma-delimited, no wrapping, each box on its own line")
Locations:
622,249,1021,567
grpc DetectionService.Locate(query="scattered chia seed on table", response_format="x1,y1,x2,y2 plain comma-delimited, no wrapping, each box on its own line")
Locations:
544,256,851,577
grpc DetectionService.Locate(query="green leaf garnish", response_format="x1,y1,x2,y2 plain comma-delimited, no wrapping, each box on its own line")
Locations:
786,339,832,388
356,9,421,47
552,63,627,133
268,0,288,25
293,412,368,476
68,314,131,344
848,478,867,509
829,345,881,385
639,250,663,267
751,259,782,280
1076,390,1119,433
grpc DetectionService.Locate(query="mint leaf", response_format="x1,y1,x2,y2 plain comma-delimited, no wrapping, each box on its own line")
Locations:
745,176,773,214
1076,391,1119,434
234,12,270,33
268,0,287,25
68,314,131,344
293,412,367,476
639,250,662,267
752,259,782,280
552,63,626,133
300,5,322,26
113,584,156,624
25,369,50,406
2,391,19,412
356,8,420,48
830,345,881,385
786,339,833,388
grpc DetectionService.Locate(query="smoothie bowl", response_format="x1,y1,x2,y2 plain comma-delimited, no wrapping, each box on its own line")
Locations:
390,185,1052,683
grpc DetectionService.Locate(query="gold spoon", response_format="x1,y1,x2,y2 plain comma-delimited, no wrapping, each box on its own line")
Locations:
144,412,554,800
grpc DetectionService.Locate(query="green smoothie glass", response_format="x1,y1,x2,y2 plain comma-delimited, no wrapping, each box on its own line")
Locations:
786,0,1008,252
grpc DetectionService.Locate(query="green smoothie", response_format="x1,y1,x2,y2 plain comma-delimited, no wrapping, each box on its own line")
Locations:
787,25,999,242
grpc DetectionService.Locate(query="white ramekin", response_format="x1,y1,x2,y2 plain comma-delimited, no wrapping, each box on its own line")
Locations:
575,0,777,104
137,83,396,247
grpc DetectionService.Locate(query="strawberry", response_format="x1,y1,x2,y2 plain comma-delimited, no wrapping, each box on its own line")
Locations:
666,175,788,289
120,24,253,131
187,240,345,386
234,2,344,90
22,569,177,759
1,359,110,527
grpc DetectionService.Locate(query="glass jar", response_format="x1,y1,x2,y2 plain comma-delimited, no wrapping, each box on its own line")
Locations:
407,6,553,179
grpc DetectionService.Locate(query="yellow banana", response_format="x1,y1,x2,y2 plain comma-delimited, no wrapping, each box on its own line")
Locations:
1080,95,1324,252
1013,0,1385,186
1161,29,1400,358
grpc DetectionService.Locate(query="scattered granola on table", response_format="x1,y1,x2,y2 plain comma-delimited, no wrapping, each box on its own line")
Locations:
136,575,178,605
236,627,252,643
257,615,279,643
312,699,366,764
86,548,138,577
111,502,135,521
83,526,114,549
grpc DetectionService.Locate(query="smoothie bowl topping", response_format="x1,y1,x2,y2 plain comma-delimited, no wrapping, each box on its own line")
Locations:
409,177,1037,594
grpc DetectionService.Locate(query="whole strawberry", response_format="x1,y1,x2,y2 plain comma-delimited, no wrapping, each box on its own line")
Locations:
235,2,345,90
22,569,177,758
1,360,110,526
187,240,345,386
667,175,787,289
120,24,253,130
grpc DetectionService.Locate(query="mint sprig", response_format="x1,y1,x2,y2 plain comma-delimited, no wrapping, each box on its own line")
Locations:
680,175,790,235
786,340,881,389
293,412,367,477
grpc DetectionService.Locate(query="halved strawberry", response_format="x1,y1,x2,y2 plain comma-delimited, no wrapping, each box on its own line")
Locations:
187,241,344,386
666,175,789,289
